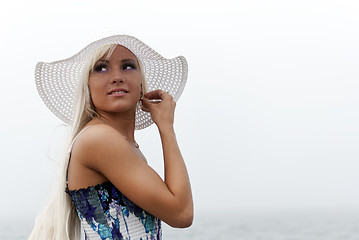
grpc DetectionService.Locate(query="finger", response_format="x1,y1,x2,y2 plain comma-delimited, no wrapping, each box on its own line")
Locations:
144,90,171,100
140,98,152,112
147,98,161,103
143,90,163,99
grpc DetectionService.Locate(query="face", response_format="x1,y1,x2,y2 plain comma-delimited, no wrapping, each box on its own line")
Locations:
88,45,143,116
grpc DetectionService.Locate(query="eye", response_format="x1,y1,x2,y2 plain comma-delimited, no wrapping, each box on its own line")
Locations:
93,64,108,72
122,63,137,71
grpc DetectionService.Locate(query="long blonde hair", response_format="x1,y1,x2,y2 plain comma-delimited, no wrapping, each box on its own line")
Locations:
29,44,146,239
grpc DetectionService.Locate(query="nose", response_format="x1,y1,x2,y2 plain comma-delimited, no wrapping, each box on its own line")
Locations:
112,78,124,84
111,69,125,84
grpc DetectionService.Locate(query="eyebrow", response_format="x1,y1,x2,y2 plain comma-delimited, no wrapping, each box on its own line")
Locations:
121,59,136,63
96,59,136,63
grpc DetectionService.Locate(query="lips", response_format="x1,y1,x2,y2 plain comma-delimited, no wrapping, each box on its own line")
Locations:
108,88,128,95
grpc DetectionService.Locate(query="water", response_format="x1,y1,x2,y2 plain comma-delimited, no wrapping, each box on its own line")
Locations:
3,210,359,239
163,210,359,240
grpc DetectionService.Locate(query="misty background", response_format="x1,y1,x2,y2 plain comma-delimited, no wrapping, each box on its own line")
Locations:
1,0,358,230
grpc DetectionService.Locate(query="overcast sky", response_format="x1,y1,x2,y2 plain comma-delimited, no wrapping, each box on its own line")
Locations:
1,0,359,222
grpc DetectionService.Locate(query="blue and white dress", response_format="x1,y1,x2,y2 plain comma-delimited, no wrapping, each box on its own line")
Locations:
66,181,162,240
65,127,162,239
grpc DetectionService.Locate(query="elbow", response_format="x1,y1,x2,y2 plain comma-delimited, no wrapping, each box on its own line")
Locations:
167,205,193,228
178,212,193,228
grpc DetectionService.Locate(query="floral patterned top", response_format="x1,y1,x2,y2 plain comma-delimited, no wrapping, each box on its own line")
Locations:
66,181,162,240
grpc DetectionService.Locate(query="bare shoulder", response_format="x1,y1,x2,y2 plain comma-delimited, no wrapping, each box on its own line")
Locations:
73,124,125,147
71,124,132,167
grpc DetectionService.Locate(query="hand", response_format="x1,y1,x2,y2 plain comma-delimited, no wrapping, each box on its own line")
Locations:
141,90,176,128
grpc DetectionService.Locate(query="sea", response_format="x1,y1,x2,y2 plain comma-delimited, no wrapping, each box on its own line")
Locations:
2,210,359,240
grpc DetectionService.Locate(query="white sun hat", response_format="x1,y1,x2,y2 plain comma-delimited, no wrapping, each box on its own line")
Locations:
35,35,188,130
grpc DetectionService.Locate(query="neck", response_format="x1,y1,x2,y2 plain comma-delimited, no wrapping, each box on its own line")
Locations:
95,110,136,141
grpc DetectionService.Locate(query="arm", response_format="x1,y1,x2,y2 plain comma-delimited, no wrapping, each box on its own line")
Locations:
142,90,193,227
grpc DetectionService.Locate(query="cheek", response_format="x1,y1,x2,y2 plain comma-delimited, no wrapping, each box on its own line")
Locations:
89,76,105,92
129,76,143,93
88,79,103,102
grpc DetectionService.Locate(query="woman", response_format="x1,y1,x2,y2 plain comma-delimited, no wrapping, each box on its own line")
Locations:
29,35,193,240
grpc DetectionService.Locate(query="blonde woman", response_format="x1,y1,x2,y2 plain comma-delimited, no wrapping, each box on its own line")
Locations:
29,35,193,240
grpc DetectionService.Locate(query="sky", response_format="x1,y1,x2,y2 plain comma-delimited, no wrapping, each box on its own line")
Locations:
1,0,359,222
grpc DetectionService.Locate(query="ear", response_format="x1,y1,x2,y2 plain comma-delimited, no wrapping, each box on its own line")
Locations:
140,83,143,99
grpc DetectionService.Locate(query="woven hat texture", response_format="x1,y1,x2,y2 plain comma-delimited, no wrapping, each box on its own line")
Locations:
35,35,188,130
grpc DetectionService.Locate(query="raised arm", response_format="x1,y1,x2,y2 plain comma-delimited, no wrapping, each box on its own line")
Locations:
71,90,193,228
142,90,194,226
